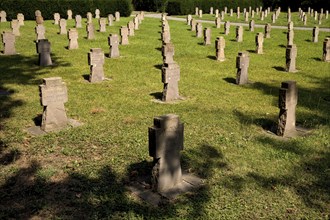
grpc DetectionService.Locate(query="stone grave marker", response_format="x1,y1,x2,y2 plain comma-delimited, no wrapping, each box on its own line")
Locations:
67,9,73,20
272,13,276,23
230,8,233,16
221,11,225,20
0,11,7,22
115,11,120,21
224,21,230,35
35,24,46,41
260,11,265,20
287,29,294,46
120,26,129,45
162,42,175,64
86,22,95,40
195,7,199,15
59,19,67,35
303,14,307,25
162,25,171,44
288,21,294,32
215,17,221,28
108,34,120,58
204,28,211,45
215,9,219,17
191,19,197,31
87,12,92,23
128,21,135,36
68,28,78,49
108,14,114,26
39,77,68,132
236,51,249,85
54,13,60,25
17,13,24,26
224,7,228,14
215,36,225,61
276,81,298,137
35,10,42,17
37,39,52,66
134,16,139,30
99,18,106,32
36,15,44,25
256,32,264,54
162,62,180,101
95,9,100,19
88,48,105,83
286,44,297,72
210,7,213,15
199,9,203,18
236,26,243,42
187,14,192,25
148,114,184,192
264,23,271,38
249,20,255,31
2,31,16,55
323,38,330,62
245,12,249,22
196,23,203,38
237,7,240,18
75,15,82,28
11,20,20,36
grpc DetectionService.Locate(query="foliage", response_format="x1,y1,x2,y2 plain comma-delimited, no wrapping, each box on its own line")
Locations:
0,0,133,20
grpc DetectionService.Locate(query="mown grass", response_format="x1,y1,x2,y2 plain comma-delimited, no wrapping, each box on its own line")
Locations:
176,12,330,28
0,12,329,219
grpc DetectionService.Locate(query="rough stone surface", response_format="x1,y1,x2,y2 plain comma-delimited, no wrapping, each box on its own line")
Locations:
236,26,243,42
75,15,82,28
68,28,78,49
11,20,20,36
190,19,196,31
323,38,330,62
36,15,44,25
134,16,140,30
0,11,7,22
115,11,120,21
37,39,52,66
204,28,211,45
108,34,120,58
86,12,92,23
148,114,184,192
35,24,46,41
108,14,114,26
287,29,294,46
39,77,68,132
215,17,221,29
162,42,175,64
312,26,319,43
236,51,249,85
95,9,100,19
186,14,192,25
86,23,95,40
162,62,180,102
215,36,225,61
88,48,105,83
249,20,255,31
54,13,60,25
2,31,16,55
59,19,67,35
264,23,271,38
286,44,297,72
128,21,135,36
196,23,203,38
17,13,24,26
67,10,73,20
120,26,129,45
35,10,42,17
276,81,298,137
255,32,264,54
224,21,230,35
99,18,106,32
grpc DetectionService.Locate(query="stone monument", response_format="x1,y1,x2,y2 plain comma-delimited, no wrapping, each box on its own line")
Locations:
323,38,330,62
162,43,175,64
215,17,221,28
37,39,52,66
17,13,24,26
120,26,129,45
224,21,230,35
236,26,243,42
249,20,255,31
115,11,120,21
148,114,184,192
67,9,73,20
59,19,67,35
312,26,319,43
215,36,225,61
108,14,114,26
204,28,211,45
236,51,249,85
0,11,7,22
35,24,46,41
196,23,203,38
11,20,20,36
264,23,271,38
2,31,16,55
108,34,120,58
88,48,105,83
39,77,68,132
68,28,78,49
54,13,60,25
162,62,180,102
99,18,106,32
285,44,297,72
95,9,100,19
75,15,82,28
128,21,135,36
276,81,298,137
86,22,95,40
255,32,264,54
87,12,92,23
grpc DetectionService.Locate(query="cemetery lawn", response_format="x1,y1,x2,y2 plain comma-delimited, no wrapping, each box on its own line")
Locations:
175,12,330,28
0,15,329,219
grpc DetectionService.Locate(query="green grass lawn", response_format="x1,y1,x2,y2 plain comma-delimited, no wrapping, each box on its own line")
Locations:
176,12,330,28
0,14,329,219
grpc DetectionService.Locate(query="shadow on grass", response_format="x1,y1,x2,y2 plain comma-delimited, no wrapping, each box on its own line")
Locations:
0,144,224,219
312,57,322,61
0,141,21,166
155,47,162,52
272,66,286,71
278,44,286,48
207,55,216,60
247,49,256,53
154,64,163,70
149,92,162,100
82,74,90,81
305,39,312,42
223,77,236,84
